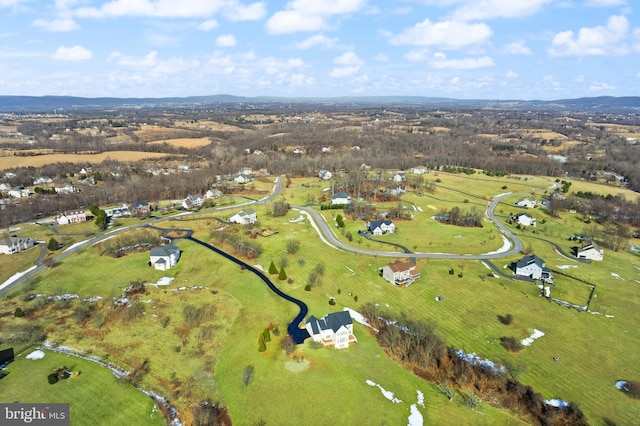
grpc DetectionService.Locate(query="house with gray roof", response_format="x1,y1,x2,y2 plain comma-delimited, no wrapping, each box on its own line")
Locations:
305,310,357,349
331,192,351,205
0,235,35,255
514,255,552,282
230,208,257,225
150,244,181,271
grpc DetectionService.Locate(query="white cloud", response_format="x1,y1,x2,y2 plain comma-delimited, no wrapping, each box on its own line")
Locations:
584,0,626,6
389,19,492,50
216,34,237,47
429,53,495,69
290,73,315,86
451,0,552,21
590,80,614,91
108,50,199,75
261,57,305,74
505,70,518,78
266,0,366,34
295,33,338,49
450,76,460,84
504,40,532,55
329,51,363,78
75,0,263,19
52,45,92,61
549,15,629,56
374,53,389,62
334,51,363,66
403,48,430,62
109,51,159,67
0,0,25,7
33,18,80,32
329,66,360,78
224,2,266,21
198,19,218,31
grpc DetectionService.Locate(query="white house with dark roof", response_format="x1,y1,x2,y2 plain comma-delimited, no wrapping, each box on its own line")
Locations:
230,208,257,225
367,220,396,236
576,241,604,261
512,213,536,227
318,169,332,180
234,174,252,185
305,311,357,349
0,235,35,255
514,255,552,282
331,192,351,205
382,260,420,286
150,245,181,271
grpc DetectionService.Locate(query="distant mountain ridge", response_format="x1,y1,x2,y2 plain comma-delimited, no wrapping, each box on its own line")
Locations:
0,94,639,113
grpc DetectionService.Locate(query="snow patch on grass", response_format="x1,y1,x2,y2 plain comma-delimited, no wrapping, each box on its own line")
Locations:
149,277,174,287
556,265,578,270
544,399,569,408
611,272,624,280
408,404,423,426
521,329,544,346
365,380,402,403
0,265,37,291
26,350,45,360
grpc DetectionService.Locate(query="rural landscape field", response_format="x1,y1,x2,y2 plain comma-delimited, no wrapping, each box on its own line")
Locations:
1,98,639,426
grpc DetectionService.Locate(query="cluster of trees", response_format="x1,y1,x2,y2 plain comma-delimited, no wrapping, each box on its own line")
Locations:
436,206,483,227
210,230,263,259
359,303,588,425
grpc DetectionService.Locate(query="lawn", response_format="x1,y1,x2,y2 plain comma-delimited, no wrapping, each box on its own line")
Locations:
0,349,164,425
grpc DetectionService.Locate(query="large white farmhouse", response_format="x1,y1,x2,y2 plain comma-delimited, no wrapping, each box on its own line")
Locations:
305,311,357,349
150,245,181,271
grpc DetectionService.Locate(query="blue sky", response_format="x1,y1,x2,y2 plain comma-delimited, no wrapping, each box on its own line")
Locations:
0,0,638,99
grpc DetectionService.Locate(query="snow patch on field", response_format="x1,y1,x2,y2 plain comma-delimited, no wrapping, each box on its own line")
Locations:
611,272,624,280
482,235,510,255
616,380,628,390
365,380,403,403
408,404,423,426
26,350,45,360
149,277,174,287
0,265,37,291
521,329,545,346
455,350,505,374
545,399,569,408
343,307,376,331
556,265,578,270
64,240,89,252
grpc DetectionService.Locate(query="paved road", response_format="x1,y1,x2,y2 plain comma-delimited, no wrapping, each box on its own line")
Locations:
186,235,310,344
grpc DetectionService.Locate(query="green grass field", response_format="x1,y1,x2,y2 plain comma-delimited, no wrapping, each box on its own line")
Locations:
0,349,164,425
1,172,639,425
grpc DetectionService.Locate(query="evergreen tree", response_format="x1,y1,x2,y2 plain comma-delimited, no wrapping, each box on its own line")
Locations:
278,267,287,280
263,327,271,342
47,237,60,251
258,337,266,352
268,260,277,274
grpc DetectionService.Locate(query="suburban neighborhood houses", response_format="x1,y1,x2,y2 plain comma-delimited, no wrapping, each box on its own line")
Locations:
382,260,421,286
230,209,257,225
305,310,357,349
0,235,34,254
514,255,553,283
149,244,181,271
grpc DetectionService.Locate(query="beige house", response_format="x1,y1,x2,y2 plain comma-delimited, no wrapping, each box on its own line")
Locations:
382,260,421,286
